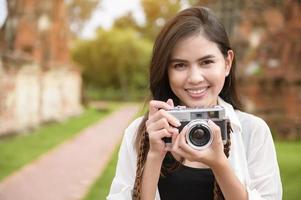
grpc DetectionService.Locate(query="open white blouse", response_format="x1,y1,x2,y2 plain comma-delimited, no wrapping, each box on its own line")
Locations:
107,97,282,200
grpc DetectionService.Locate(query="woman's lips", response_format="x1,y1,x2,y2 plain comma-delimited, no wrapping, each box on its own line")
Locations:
185,87,208,98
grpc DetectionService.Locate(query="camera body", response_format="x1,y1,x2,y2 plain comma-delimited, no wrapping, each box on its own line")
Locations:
166,105,228,150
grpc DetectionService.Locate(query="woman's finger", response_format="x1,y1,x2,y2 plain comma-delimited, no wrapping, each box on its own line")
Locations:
172,126,202,160
147,117,170,133
166,98,174,107
147,109,181,128
170,129,192,160
172,126,187,150
149,129,172,141
149,100,173,115
178,126,197,154
207,120,222,141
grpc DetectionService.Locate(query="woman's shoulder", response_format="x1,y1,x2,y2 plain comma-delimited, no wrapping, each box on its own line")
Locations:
124,116,145,141
234,110,272,146
235,110,270,132
118,116,144,157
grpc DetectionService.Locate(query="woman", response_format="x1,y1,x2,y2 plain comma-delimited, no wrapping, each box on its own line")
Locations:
107,6,282,200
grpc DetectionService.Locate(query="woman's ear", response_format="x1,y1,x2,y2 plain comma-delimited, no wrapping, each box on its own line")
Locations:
225,50,234,77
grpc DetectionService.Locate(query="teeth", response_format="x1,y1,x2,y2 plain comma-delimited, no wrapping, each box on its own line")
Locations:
187,88,207,94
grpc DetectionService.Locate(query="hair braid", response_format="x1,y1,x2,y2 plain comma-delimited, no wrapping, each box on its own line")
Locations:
213,121,233,200
132,116,149,200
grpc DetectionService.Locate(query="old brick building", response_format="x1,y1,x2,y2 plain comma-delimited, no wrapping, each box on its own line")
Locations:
0,0,82,136
0,0,70,66
234,1,301,139
196,0,301,139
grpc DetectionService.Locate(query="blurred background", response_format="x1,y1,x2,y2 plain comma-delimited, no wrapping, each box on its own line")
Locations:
0,0,300,199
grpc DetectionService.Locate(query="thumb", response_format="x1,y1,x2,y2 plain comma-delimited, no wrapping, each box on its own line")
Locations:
166,98,174,107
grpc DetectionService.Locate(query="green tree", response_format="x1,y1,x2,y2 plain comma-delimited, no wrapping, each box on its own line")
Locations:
72,28,152,100
141,0,181,39
113,12,140,30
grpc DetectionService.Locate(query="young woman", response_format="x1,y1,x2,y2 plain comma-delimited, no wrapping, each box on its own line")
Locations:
107,6,282,200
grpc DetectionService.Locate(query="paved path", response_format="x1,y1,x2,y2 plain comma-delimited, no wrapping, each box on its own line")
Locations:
0,104,140,200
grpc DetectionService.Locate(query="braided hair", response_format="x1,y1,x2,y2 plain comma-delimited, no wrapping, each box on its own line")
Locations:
132,115,148,199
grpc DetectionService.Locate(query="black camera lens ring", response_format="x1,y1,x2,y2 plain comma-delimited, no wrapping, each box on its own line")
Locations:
189,126,211,146
185,120,213,150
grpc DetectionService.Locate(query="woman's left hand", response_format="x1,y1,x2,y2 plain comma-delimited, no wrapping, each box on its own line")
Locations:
170,120,227,168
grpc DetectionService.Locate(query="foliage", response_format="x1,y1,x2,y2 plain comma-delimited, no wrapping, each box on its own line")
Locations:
70,0,183,101
0,106,118,181
72,28,152,100
140,0,181,39
113,12,141,30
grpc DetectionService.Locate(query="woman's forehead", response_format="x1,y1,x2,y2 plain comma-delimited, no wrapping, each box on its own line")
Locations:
171,34,221,59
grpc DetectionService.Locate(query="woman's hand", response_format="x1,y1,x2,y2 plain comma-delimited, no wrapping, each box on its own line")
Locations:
146,99,181,160
171,120,227,168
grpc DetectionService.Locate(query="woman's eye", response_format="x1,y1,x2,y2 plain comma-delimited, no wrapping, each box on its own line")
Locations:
200,60,214,65
174,63,186,69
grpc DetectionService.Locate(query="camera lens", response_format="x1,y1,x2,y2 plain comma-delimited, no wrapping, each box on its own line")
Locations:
189,125,211,147
185,120,213,150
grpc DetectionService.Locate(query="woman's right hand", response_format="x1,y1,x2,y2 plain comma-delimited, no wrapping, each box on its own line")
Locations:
145,99,181,160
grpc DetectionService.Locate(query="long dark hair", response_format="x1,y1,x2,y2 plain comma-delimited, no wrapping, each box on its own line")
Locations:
133,6,241,200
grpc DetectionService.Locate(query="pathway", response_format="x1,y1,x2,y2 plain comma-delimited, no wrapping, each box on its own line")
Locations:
0,104,140,200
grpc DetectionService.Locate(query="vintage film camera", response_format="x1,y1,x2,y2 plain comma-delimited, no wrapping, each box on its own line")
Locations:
166,105,229,150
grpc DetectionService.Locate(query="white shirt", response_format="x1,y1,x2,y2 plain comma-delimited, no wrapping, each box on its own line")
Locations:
107,97,282,200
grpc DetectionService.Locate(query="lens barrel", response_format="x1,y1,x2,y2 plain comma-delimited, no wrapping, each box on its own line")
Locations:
185,120,213,150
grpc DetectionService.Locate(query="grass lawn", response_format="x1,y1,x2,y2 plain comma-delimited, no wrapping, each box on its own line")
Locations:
0,103,120,181
84,139,301,200
275,140,301,200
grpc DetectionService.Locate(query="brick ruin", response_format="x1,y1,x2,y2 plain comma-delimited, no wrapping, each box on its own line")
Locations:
233,1,301,139
0,0,82,136
194,0,300,139
0,0,70,65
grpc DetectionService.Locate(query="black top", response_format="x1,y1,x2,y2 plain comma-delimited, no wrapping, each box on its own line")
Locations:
158,155,214,200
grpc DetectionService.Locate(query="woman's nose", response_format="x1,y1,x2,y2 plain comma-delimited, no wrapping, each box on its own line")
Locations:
187,65,204,84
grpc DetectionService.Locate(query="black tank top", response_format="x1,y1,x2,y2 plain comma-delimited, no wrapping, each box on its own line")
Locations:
158,155,214,200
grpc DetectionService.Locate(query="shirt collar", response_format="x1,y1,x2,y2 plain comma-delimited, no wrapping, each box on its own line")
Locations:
217,96,242,133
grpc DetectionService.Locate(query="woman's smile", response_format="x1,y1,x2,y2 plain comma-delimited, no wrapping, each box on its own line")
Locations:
185,86,209,98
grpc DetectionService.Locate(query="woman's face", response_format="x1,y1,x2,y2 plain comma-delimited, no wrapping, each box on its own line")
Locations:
168,33,233,107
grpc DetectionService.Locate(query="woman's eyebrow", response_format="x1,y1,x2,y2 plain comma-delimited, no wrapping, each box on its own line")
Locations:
197,55,215,61
170,55,215,63
169,58,187,63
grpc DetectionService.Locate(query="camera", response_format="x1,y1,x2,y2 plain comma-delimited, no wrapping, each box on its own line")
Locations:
166,105,228,150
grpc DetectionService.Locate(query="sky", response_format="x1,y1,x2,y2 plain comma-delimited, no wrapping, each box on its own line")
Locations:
80,0,145,39
0,0,8,27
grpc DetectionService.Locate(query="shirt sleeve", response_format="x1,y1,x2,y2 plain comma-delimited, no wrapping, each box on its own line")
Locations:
106,119,140,200
244,116,282,200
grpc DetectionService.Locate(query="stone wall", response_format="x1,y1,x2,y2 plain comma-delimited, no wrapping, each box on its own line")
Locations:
0,64,82,136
